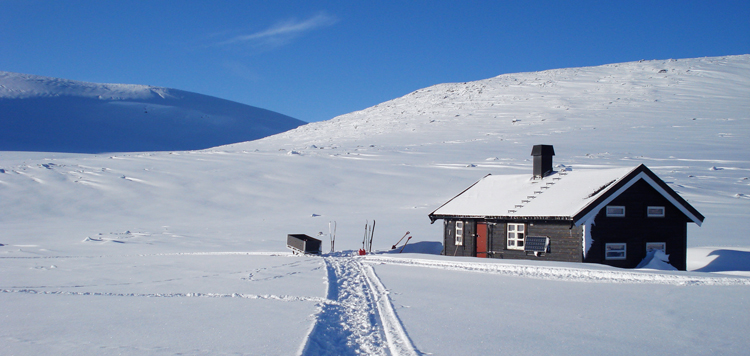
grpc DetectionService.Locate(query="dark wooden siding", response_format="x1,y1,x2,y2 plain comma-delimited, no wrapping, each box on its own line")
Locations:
585,179,689,270
485,220,583,262
443,219,476,257
443,219,582,261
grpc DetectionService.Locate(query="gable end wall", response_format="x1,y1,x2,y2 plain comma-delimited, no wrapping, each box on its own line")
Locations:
585,179,689,270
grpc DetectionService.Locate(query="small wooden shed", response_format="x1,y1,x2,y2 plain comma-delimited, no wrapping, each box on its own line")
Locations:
428,145,704,270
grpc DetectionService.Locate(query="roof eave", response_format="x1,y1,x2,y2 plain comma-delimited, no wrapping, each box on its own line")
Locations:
429,214,574,222
573,164,705,226
428,173,492,221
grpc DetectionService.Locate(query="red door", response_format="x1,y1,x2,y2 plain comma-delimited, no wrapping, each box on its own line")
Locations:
476,222,488,258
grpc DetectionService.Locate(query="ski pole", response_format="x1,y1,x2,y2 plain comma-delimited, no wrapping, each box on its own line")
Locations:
392,231,410,249
399,236,412,253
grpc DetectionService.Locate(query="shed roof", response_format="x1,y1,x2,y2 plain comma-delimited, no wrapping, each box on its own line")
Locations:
429,164,704,226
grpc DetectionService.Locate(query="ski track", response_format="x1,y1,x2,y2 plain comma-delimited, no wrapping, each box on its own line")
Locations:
10,249,746,355
0,251,292,259
363,255,750,286
361,262,419,356
0,288,331,303
2,252,419,355
300,256,418,356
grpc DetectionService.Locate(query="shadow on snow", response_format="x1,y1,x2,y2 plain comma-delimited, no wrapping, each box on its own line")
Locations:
694,249,750,273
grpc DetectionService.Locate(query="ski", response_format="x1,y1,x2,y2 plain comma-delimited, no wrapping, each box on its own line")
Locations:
399,236,413,253
392,231,410,249
368,220,376,253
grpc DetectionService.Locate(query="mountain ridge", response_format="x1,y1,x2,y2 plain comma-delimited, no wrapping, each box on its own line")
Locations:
262,55,749,148
0,71,305,153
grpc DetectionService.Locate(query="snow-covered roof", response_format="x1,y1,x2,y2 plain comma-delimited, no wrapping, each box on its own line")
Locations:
429,164,704,225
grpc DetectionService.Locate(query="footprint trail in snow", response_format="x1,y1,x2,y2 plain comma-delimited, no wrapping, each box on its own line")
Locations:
301,256,417,356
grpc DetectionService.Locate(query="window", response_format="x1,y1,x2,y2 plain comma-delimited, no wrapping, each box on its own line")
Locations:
605,243,627,260
455,221,464,246
507,223,525,250
646,242,666,252
606,206,626,217
647,206,665,217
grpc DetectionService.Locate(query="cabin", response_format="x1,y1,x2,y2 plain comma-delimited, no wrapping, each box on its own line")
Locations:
428,145,704,270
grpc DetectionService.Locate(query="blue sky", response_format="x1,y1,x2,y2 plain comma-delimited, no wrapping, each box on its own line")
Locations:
2,1,748,122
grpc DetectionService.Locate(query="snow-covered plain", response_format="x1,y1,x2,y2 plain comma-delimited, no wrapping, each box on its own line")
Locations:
1,55,749,355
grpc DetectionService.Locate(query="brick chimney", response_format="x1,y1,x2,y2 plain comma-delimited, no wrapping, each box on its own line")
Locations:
531,145,555,179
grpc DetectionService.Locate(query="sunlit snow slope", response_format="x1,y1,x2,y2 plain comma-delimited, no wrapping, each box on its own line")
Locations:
0,71,304,153
1,55,748,255
256,55,750,248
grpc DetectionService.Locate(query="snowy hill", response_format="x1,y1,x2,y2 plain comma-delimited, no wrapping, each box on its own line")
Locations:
0,71,304,153
1,55,749,355
271,55,749,150
251,55,750,247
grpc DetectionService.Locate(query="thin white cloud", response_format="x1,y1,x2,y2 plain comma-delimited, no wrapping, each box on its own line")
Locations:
219,12,337,47
222,60,260,82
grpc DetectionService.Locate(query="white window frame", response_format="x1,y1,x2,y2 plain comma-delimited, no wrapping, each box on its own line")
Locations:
606,206,626,217
455,221,464,246
605,243,627,260
506,223,525,250
647,206,665,217
646,242,666,252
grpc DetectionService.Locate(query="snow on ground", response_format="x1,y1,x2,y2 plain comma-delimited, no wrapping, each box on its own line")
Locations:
688,246,750,277
1,55,749,354
369,255,750,356
301,255,417,356
1,253,324,355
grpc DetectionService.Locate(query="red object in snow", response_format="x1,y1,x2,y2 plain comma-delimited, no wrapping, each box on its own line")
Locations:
358,249,366,255
392,231,410,249
399,236,413,253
